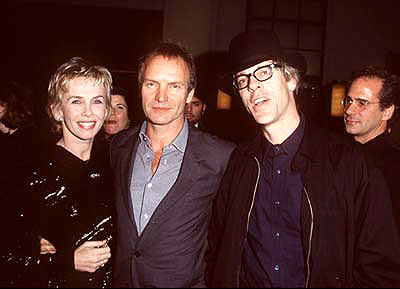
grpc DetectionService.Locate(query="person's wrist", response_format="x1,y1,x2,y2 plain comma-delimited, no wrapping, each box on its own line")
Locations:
1,128,10,134
0,122,9,134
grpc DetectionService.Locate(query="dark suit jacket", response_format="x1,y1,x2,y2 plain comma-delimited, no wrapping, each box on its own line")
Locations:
110,124,235,288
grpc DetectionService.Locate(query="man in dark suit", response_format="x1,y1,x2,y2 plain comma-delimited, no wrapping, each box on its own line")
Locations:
110,42,235,288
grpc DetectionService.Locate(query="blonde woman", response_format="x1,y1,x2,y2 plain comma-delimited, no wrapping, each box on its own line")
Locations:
8,57,114,288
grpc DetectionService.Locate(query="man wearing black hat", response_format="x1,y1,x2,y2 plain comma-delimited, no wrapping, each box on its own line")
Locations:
206,29,400,288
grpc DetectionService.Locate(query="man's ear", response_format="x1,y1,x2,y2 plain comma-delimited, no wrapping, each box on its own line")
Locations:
383,104,395,121
287,77,298,93
186,89,195,104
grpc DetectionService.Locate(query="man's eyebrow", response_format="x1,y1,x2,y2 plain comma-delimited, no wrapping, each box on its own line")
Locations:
143,78,158,83
169,81,185,85
349,96,369,101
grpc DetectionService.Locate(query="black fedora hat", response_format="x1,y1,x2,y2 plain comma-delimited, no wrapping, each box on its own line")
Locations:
228,29,307,75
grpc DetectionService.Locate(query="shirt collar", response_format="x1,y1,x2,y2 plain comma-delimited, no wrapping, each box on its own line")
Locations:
139,119,189,153
263,113,305,159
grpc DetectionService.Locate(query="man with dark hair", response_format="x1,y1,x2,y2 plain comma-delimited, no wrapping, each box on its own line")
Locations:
206,29,400,288
185,93,207,129
344,66,400,231
344,66,398,143
110,42,235,287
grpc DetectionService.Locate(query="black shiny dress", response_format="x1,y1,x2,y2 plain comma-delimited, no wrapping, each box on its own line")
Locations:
5,143,113,288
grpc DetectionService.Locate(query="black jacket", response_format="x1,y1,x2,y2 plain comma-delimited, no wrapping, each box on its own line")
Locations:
110,124,235,288
1,144,113,288
362,132,400,232
207,121,400,288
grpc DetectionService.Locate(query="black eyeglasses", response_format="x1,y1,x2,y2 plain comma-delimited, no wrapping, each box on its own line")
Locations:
233,63,282,90
341,96,380,110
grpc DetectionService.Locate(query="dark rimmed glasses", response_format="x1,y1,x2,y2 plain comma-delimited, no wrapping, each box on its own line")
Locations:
233,63,282,90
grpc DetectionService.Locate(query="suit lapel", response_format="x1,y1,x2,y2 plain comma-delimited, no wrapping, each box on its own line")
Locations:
118,131,140,233
143,128,203,231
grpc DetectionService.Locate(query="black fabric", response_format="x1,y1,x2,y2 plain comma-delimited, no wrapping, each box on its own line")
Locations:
0,126,40,279
363,132,400,233
1,142,113,288
206,120,400,288
228,29,307,74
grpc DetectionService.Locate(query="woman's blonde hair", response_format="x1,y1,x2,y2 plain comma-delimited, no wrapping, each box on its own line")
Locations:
47,57,113,134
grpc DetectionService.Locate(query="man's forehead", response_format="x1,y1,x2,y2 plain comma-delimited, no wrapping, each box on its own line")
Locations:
350,77,383,92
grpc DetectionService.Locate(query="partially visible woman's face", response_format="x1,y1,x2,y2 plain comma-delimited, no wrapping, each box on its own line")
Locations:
103,94,130,136
0,102,6,120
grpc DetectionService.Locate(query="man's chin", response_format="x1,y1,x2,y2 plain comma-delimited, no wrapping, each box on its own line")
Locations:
344,124,359,134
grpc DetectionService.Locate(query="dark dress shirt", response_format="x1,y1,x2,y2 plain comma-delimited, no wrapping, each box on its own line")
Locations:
240,116,305,288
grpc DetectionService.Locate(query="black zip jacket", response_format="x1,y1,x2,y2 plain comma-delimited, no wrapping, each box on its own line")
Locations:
207,121,400,288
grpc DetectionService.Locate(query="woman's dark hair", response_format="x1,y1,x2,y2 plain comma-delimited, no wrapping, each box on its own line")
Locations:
0,80,33,130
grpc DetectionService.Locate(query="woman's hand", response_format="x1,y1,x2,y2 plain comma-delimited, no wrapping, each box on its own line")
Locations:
40,237,57,255
0,121,10,134
74,240,111,273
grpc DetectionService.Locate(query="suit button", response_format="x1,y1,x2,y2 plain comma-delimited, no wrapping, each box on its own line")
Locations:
134,251,142,258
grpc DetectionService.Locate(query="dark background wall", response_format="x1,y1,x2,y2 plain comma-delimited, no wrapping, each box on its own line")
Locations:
0,1,163,126
1,0,399,143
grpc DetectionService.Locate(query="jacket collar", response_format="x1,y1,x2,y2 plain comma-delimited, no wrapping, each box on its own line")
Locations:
237,117,322,174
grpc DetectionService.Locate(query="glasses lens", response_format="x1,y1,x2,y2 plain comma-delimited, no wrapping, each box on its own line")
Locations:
255,65,273,81
342,96,351,107
234,75,249,89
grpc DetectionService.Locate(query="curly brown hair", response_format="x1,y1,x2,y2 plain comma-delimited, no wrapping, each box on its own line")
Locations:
0,80,33,130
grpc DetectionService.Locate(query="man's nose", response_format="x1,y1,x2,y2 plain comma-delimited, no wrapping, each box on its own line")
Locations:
155,86,168,103
248,75,261,92
345,101,358,115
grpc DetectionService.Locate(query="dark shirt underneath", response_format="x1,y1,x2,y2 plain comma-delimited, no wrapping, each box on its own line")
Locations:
241,117,305,288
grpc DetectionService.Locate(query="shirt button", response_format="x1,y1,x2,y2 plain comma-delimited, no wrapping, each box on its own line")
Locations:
274,264,280,271
275,232,280,238
144,214,149,219
147,183,153,189
276,169,281,175
274,201,280,205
